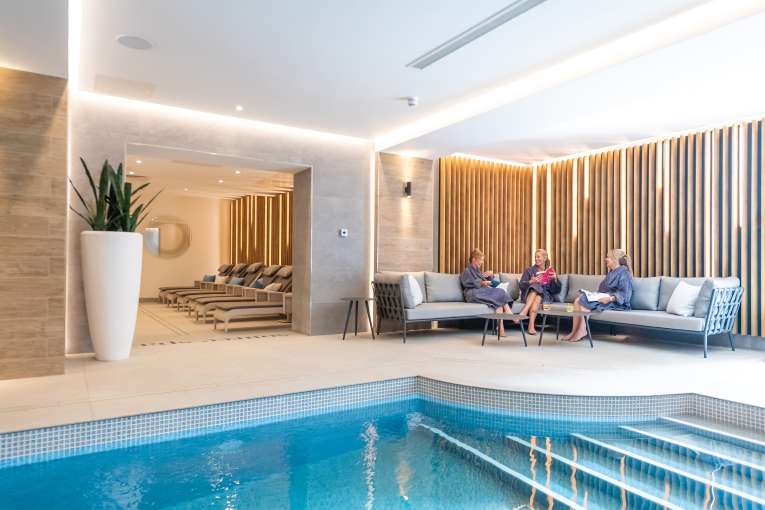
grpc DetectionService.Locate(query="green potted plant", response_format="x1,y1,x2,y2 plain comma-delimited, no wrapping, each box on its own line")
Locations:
70,158,160,360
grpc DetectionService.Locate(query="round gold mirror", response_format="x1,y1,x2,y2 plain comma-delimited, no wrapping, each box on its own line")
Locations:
143,216,191,258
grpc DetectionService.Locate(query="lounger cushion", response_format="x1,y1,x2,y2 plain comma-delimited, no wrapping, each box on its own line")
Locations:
693,277,740,318
405,302,492,321
214,275,228,284
276,266,293,277
424,272,463,302
658,277,706,310
592,310,705,332
264,282,282,291
565,274,604,303
251,278,265,289
498,273,521,301
202,274,215,282
630,277,661,310
401,275,423,308
215,301,282,311
263,265,281,277
228,277,245,286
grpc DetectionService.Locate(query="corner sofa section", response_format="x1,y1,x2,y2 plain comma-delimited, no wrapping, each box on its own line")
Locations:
372,271,743,357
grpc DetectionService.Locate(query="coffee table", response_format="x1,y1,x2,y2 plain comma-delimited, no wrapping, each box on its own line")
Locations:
478,313,529,347
537,309,594,348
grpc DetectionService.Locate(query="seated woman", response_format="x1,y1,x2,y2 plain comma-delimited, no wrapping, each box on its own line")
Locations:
518,249,561,335
563,248,633,342
460,248,513,336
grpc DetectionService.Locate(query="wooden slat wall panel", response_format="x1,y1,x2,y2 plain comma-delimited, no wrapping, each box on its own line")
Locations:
438,156,532,273
229,192,293,266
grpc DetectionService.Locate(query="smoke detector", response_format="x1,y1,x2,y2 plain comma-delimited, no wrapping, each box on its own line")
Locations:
116,35,153,50
401,96,419,108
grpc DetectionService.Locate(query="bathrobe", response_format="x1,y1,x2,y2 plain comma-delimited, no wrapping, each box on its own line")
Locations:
460,265,511,308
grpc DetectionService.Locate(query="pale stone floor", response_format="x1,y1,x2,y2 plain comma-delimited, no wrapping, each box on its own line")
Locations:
1,302,764,433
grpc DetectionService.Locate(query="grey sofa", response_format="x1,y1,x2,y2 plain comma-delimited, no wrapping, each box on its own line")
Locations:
372,271,743,357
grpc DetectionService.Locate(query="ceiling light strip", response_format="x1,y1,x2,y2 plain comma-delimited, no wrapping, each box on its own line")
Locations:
406,0,547,69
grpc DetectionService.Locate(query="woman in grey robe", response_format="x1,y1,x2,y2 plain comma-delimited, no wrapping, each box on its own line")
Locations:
518,248,561,335
460,249,512,336
563,248,633,342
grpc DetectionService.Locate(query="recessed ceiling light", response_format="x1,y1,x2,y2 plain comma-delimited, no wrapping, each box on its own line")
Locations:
116,35,153,50
235,105,243,111
235,170,241,174
128,171,135,175
136,160,142,164
218,179,224,183
183,187,189,192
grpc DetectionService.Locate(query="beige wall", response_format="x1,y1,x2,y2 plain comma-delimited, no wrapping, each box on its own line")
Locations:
376,152,435,272
0,67,67,379
139,193,224,299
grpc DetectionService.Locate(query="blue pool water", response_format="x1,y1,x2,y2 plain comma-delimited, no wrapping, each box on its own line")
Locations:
2,398,764,509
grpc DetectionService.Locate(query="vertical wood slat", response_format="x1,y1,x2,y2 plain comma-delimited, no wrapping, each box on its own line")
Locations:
438,156,532,273
228,192,293,265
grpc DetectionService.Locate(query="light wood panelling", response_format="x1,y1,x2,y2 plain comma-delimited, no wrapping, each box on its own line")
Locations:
0,67,67,379
438,156,532,274
229,192,292,265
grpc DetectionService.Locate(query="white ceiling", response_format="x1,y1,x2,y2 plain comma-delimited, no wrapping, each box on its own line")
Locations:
125,145,301,199
4,0,765,164
387,10,765,163
0,0,67,77
77,0,708,138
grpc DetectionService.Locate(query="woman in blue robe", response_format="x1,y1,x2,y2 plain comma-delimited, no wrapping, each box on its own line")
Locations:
460,248,512,336
518,249,561,335
563,248,633,342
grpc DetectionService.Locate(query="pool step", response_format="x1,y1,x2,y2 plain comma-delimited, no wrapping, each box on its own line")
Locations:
418,424,586,510
505,435,685,510
659,416,765,452
620,424,765,480
571,433,765,509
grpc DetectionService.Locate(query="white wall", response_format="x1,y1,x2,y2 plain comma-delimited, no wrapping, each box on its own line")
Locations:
139,193,224,299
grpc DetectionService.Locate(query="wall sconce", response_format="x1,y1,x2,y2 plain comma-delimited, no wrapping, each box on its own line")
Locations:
403,181,412,198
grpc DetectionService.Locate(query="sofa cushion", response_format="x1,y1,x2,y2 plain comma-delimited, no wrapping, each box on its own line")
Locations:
375,271,426,297
630,277,661,310
405,302,492,321
424,272,464,302
694,277,740,318
592,310,705,332
498,273,521,300
400,275,424,308
565,274,604,303
554,274,568,302
658,277,706,310
666,281,702,317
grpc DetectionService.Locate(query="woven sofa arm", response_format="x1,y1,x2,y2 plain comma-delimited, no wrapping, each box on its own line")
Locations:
705,287,743,335
372,281,405,322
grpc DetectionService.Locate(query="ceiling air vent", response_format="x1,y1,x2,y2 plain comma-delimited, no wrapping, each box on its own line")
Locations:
406,0,547,69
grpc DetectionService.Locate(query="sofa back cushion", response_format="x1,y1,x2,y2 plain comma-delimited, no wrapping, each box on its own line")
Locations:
424,272,464,302
400,275,424,308
666,281,702,317
374,271,426,300
693,277,740,317
630,277,661,310
658,277,706,310
554,274,568,303
498,273,521,301
565,274,604,303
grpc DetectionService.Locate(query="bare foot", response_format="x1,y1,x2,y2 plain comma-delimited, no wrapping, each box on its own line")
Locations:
527,328,537,335
561,333,573,341
564,333,586,343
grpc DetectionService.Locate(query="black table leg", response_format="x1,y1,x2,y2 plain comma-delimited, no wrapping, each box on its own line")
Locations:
354,300,359,336
497,319,501,342
519,320,528,347
481,318,489,346
342,300,353,340
363,301,375,339
556,316,561,341
538,314,547,346
585,317,594,348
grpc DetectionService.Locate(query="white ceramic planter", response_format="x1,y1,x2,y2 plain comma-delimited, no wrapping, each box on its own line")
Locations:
80,231,143,361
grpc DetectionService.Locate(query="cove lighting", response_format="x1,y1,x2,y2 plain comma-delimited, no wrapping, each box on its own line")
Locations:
77,91,369,146
450,153,530,167
376,0,765,151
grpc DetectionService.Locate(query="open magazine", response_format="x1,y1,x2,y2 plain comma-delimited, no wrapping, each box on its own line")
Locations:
535,267,555,285
580,289,610,302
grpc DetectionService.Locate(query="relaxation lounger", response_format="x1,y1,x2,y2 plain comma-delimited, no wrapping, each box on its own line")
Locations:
193,266,293,322
176,263,277,312
168,263,254,309
212,296,290,333
158,264,233,304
